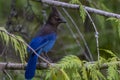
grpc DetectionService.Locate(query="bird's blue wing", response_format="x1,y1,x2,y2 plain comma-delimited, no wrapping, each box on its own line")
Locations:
27,33,56,53
27,37,49,53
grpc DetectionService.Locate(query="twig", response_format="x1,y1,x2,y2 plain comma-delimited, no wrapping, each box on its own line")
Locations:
65,21,91,61
25,0,41,21
0,29,51,65
35,0,120,19
84,8,100,61
62,8,93,61
3,70,12,80
41,3,48,24
0,46,7,57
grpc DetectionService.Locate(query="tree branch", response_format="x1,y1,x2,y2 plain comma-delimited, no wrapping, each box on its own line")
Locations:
0,27,52,65
37,0,120,19
0,62,50,70
1,61,120,70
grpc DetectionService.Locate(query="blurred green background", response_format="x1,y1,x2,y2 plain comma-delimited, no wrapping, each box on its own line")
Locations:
0,0,120,79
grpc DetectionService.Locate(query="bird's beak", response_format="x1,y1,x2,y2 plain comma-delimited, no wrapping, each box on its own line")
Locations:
60,17,66,23
57,10,66,23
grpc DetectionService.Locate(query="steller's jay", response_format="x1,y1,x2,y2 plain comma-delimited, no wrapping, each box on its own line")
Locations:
25,6,66,80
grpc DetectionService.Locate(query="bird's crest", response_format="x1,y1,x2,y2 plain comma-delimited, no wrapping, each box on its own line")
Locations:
47,6,66,25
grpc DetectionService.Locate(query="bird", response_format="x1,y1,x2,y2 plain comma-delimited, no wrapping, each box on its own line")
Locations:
25,6,66,80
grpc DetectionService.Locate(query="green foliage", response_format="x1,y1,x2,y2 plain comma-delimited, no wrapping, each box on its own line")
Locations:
69,0,80,4
79,4,86,23
57,55,82,80
107,57,120,80
44,55,82,80
45,68,70,80
69,0,86,22
107,18,120,39
37,54,120,80
102,49,116,57
87,62,106,80
1,0,120,80
57,55,82,69
0,27,27,63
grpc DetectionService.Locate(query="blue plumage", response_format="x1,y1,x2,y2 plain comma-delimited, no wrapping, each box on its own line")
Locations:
27,33,56,53
25,6,66,80
25,33,56,79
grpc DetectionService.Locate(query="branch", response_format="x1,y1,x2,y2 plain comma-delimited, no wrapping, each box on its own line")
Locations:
37,0,120,19
0,27,51,65
84,8,99,61
0,62,50,70
1,61,120,70
62,8,93,61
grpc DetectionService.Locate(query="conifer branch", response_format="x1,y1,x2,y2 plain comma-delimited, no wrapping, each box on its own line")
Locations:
0,61,120,70
0,27,52,65
36,0,120,19
0,62,49,70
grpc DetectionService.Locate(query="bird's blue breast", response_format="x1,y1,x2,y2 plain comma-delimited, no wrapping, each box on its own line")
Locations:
42,39,55,53
28,33,57,54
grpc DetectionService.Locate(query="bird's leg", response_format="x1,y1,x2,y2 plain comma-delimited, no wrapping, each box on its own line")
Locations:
44,52,52,62
40,52,46,58
40,52,52,62
39,52,46,63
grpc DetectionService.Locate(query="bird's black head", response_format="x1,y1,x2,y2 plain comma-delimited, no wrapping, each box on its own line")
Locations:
47,6,66,26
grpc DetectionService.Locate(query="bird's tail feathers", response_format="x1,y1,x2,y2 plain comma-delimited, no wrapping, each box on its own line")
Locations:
25,49,42,79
